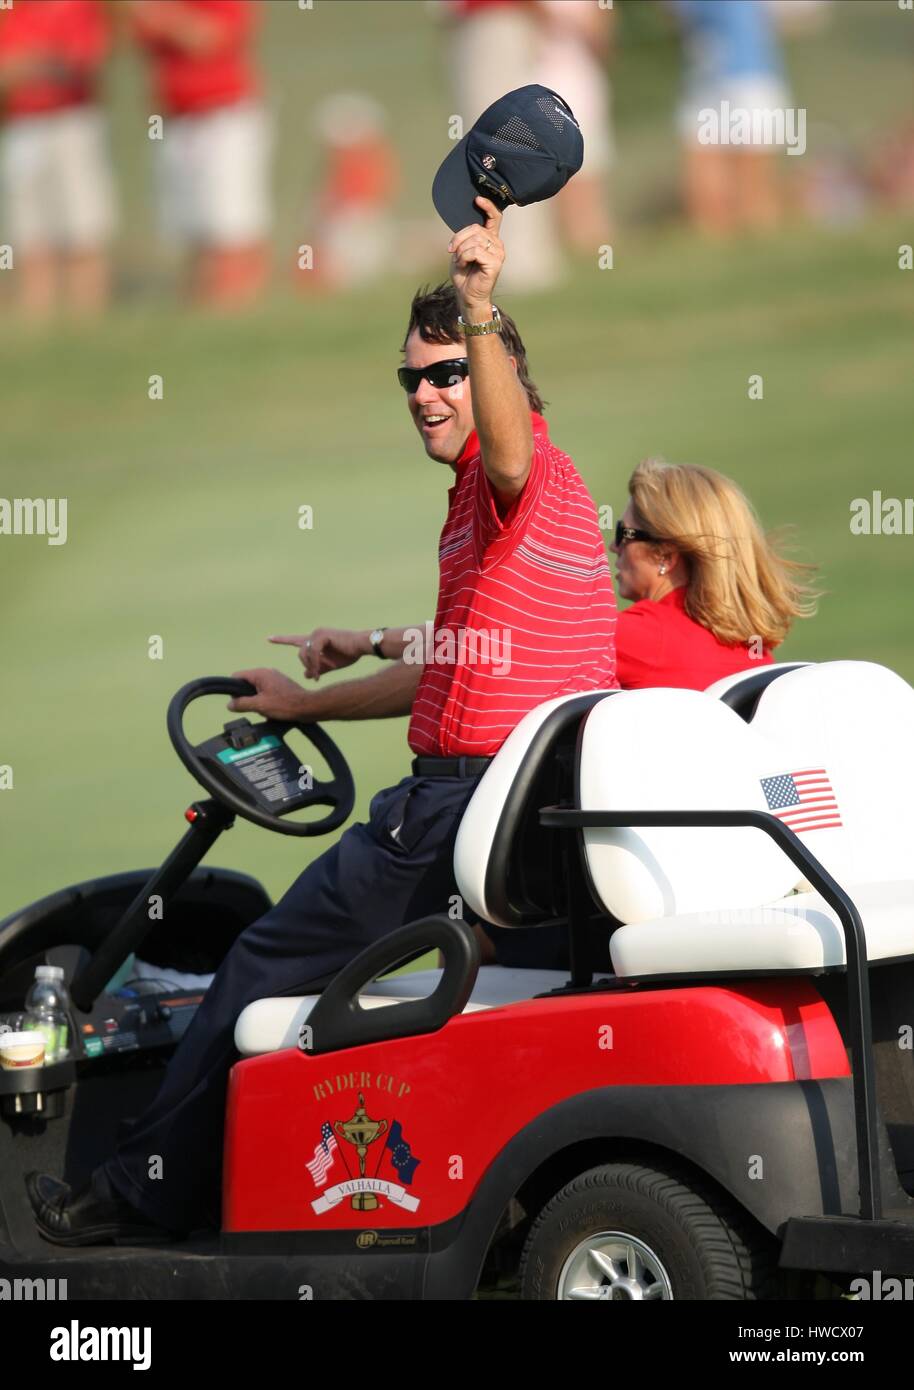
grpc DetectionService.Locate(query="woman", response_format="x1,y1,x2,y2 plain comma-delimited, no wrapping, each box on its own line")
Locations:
611,458,818,690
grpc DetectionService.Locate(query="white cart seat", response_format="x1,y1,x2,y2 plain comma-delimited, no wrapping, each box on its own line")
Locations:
234,966,568,1057
610,880,914,979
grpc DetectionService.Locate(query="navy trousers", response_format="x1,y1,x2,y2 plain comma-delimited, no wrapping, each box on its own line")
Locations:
104,774,489,1229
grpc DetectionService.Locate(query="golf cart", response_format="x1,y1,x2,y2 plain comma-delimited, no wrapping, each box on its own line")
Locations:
1,660,913,1300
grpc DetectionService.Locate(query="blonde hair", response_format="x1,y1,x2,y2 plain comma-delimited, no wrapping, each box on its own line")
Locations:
628,459,819,648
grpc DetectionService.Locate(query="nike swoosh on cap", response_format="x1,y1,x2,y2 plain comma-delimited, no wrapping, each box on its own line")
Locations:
554,105,581,130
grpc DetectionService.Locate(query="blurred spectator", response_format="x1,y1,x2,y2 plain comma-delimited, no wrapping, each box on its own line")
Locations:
0,0,117,320
870,119,914,211
298,92,401,294
764,0,832,39
668,0,791,237
800,122,869,228
131,0,271,307
441,0,566,291
534,0,614,253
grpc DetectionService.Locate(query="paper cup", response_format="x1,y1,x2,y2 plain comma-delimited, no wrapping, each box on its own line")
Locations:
0,1031,46,1070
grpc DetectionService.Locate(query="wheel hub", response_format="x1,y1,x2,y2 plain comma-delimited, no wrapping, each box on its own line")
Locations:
557,1232,673,1301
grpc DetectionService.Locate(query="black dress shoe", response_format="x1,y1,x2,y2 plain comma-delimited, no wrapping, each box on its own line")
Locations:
27,1168,185,1247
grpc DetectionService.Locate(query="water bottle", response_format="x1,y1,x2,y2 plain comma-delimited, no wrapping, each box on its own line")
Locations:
24,965,71,1064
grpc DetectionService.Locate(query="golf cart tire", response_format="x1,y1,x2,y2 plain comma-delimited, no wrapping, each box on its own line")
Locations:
519,1161,780,1301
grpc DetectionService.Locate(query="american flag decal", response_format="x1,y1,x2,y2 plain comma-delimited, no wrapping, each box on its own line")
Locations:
306,1121,339,1189
760,769,843,832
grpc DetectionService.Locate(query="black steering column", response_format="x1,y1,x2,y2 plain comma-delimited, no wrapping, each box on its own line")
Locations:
70,677,355,1012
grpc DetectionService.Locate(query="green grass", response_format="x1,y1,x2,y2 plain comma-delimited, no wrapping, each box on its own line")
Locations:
1,1,912,916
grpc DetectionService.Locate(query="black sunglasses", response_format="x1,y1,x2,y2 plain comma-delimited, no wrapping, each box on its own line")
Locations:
615,521,657,547
397,358,469,393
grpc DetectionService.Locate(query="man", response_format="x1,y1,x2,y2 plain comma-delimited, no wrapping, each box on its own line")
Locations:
29,193,617,1244
0,0,117,319
668,0,790,236
535,1,614,253
439,0,565,292
130,0,271,306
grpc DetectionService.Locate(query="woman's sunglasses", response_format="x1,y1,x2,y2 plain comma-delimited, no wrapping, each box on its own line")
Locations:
397,358,469,393
615,521,657,547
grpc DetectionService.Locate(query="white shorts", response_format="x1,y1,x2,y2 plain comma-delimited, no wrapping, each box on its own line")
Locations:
320,208,397,286
0,106,117,251
156,101,272,247
677,75,792,147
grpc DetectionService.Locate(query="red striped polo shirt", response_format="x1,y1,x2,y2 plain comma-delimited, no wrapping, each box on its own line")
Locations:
408,411,618,757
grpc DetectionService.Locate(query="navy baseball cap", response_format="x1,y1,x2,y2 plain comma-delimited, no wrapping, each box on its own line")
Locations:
432,84,584,233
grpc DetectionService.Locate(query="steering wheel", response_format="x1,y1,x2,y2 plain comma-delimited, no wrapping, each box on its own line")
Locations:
167,677,355,837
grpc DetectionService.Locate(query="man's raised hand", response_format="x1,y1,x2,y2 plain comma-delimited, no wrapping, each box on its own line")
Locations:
447,195,505,311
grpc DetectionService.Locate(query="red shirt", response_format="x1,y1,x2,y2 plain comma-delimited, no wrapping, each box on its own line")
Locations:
616,586,774,690
320,138,400,212
408,412,618,757
446,0,526,16
133,0,258,117
0,0,109,120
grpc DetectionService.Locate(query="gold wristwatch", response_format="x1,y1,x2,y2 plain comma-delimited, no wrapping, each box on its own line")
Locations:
369,627,387,658
458,305,502,336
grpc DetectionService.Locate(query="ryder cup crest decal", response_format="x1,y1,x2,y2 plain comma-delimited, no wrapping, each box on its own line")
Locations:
482,154,496,170
306,1091,421,1215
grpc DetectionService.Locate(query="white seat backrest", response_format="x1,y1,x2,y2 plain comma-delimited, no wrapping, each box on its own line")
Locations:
579,689,801,923
703,661,810,703
749,661,914,885
454,690,616,926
